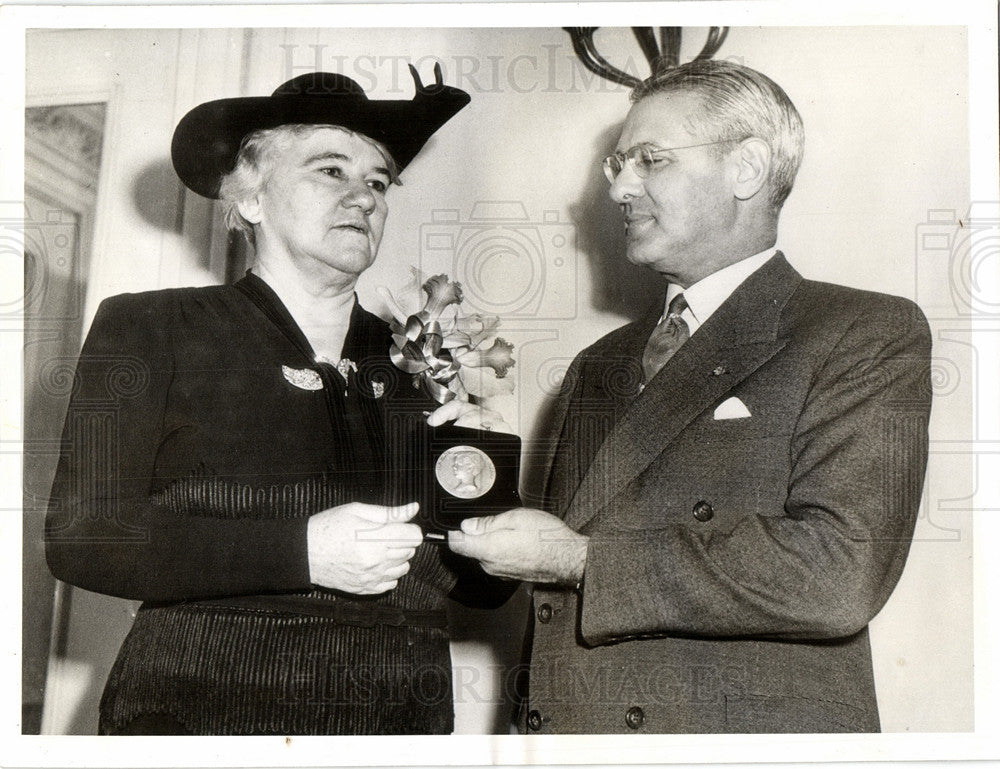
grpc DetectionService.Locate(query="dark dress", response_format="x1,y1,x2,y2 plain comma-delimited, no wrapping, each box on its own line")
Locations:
45,272,513,735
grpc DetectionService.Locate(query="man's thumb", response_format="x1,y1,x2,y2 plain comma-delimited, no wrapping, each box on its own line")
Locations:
460,516,490,535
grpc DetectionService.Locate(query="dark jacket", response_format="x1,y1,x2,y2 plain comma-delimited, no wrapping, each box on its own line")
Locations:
45,272,511,735
527,254,932,733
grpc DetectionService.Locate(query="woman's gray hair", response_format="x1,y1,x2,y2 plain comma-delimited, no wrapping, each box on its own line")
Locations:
631,60,804,209
218,124,400,246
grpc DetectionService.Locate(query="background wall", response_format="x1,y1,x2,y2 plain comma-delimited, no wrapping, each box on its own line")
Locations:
25,25,972,734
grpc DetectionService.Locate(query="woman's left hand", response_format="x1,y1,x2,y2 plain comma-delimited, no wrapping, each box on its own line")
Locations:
426,400,513,434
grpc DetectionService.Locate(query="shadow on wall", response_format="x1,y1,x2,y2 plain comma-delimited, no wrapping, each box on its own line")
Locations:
132,158,186,235
132,156,246,280
568,121,662,320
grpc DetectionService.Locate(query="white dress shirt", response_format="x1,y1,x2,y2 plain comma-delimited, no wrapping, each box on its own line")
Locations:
664,249,777,336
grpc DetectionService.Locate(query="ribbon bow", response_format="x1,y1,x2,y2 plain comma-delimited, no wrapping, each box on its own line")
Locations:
384,271,515,404
390,313,462,404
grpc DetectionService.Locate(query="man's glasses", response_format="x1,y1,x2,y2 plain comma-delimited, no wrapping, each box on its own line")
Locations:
602,141,731,183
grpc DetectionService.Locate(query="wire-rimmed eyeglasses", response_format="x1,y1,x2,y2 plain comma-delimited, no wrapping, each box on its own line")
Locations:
602,141,732,183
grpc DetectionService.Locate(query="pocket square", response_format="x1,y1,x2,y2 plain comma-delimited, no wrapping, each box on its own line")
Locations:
714,396,752,420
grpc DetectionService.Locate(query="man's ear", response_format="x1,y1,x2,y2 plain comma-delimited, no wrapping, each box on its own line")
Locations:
237,196,263,225
732,138,771,201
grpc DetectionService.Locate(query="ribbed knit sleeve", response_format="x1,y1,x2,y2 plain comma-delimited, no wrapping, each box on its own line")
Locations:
45,293,312,602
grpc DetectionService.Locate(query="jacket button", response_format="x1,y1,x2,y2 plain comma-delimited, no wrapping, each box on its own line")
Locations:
692,500,714,522
625,705,645,730
537,603,553,623
527,709,543,731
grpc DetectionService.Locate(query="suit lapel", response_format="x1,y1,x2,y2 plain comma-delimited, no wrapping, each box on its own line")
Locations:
542,303,660,513
564,253,803,531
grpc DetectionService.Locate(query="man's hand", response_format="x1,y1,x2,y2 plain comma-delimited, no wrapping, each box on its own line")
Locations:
448,507,588,585
307,502,422,594
426,399,513,433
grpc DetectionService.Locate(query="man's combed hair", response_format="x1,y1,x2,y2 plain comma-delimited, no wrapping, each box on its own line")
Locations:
218,124,400,246
632,60,804,209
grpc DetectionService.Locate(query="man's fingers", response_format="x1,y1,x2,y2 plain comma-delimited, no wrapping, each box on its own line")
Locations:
447,528,479,557
447,532,507,576
453,406,510,432
426,400,464,426
427,401,512,432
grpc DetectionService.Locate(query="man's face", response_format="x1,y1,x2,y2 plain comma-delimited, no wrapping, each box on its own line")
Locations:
251,127,391,283
610,92,739,287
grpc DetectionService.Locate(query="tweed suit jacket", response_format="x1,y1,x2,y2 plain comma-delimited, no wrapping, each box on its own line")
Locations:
526,253,932,734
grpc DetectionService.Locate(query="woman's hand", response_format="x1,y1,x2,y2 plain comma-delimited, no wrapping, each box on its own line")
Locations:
307,502,423,594
426,400,513,434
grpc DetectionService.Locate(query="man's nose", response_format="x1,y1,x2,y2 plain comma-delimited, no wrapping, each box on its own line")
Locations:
343,182,377,214
608,163,645,204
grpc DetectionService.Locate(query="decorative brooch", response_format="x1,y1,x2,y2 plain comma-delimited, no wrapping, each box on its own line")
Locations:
282,358,384,399
334,358,358,383
282,365,323,391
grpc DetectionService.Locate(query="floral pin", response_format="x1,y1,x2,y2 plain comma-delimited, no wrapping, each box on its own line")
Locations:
377,269,515,405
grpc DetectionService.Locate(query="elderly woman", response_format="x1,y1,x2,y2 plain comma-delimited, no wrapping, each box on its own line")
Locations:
45,68,512,735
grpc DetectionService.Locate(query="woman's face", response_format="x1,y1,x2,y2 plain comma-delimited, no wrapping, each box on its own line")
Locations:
241,127,392,286
452,453,483,483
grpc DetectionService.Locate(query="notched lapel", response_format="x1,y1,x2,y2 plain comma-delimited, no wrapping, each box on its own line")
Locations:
564,254,802,531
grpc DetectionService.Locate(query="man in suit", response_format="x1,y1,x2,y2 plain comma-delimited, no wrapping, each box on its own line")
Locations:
449,59,931,733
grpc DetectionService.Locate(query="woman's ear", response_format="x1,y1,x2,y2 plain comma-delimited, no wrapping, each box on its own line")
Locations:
237,196,263,225
732,137,772,201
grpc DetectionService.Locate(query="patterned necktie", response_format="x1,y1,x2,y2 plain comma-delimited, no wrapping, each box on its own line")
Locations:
642,293,690,385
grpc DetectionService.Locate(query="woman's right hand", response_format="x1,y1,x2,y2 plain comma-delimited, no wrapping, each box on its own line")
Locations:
306,502,422,594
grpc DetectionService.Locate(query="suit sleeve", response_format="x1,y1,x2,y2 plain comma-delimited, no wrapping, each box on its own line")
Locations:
45,295,312,602
579,299,932,644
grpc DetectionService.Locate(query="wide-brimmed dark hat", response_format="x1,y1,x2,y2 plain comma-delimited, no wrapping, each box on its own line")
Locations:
171,63,471,199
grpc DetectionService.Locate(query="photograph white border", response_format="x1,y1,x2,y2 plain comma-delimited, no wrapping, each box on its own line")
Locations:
2,1,998,766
